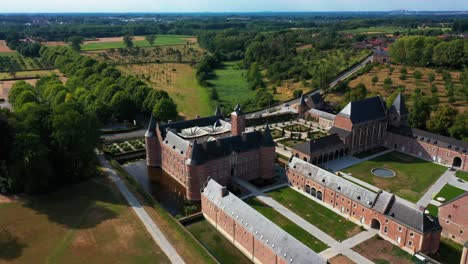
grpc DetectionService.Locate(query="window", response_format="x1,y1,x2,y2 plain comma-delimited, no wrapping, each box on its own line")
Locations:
410,232,414,238
408,241,413,246
353,212,356,216
384,227,388,233
460,230,464,234
398,226,402,232
448,214,452,219
385,219,389,224
335,203,338,206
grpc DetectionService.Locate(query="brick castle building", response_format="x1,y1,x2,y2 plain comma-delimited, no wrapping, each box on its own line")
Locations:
202,179,326,264
438,193,468,244
287,157,442,254
294,93,468,172
145,105,276,200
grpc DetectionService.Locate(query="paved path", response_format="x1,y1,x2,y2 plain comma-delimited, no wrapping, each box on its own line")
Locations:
96,153,185,264
233,177,374,264
416,169,453,208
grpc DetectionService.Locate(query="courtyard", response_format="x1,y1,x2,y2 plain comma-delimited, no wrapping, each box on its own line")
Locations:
266,187,362,241
244,197,329,253
342,151,447,203
352,235,413,264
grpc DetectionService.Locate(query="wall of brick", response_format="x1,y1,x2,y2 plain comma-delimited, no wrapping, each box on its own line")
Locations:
439,196,468,244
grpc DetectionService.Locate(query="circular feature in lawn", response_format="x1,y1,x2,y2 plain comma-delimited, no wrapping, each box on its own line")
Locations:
371,168,396,178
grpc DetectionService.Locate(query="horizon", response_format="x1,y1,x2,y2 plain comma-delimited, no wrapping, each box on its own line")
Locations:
1,0,468,13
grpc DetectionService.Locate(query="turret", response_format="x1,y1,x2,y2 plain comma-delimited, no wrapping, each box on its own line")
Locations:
259,123,276,179
388,93,408,127
230,104,245,136
297,94,309,118
145,115,161,167
214,105,223,117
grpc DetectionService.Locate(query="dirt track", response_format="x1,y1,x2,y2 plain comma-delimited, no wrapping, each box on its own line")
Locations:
0,40,14,52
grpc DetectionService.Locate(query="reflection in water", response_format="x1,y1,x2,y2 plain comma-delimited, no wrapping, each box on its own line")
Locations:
123,160,200,216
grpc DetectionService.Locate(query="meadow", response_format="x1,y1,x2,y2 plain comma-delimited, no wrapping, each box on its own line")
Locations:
81,35,196,51
341,26,451,35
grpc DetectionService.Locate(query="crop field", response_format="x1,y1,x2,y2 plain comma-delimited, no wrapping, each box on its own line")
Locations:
79,35,196,51
0,53,49,72
327,64,466,112
84,44,205,64
211,61,255,108
341,26,451,35
118,63,212,118
0,177,170,263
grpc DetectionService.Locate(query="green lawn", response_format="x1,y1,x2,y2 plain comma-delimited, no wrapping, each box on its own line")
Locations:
211,61,255,109
266,187,361,240
245,197,328,253
185,219,251,264
342,151,447,203
0,178,169,263
434,184,466,202
434,237,463,264
425,204,439,217
455,170,468,182
81,35,194,51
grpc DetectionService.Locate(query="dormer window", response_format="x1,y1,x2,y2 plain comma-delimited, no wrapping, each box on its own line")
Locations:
322,179,325,183
448,145,452,149
338,186,341,190
357,196,361,200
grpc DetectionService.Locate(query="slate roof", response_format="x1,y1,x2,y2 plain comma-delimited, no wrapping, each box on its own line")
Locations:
145,115,157,138
159,115,223,139
386,199,441,233
299,94,308,107
203,179,326,264
309,93,324,107
188,131,265,165
338,96,387,124
389,93,408,115
288,158,441,233
374,49,389,56
388,126,468,152
261,124,276,147
293,134,345,154
308,109,336,121
328,126,351,139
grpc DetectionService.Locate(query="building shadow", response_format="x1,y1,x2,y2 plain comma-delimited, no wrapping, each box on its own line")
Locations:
0,229,27,260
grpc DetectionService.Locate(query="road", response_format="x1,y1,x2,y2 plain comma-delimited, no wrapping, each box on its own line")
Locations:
96,152,185,264
249,54,373,117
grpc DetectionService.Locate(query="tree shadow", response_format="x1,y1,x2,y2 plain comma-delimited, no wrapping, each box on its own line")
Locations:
0,229,27,260
21,177,124,229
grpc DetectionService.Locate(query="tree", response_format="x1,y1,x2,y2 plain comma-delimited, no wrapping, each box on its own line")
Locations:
426,106,458,136
123,35,134,48
210,87,219,101
146,35,157,46
413,70,423,80
293,90,303,98
68,36,85,52
110,91,138,121
371,76,379,86
345,83,367,102
153,98,178,121
449,112,468,141
428,71,436,85
409,93,431,129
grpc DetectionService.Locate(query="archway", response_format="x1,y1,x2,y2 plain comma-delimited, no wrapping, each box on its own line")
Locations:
303,157,308,162
371,219,381,230
453,157,462,168
335,150,339,159
340,149,344,157
311,188,317,198
305,185,311,194
317,191,323,201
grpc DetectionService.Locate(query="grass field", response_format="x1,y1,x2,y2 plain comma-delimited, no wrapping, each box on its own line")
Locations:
341,26,451,34
118,63,212,118
455,170,468,182
185,219,251,264
425,204,439,217
434,184,466,202
266,187,362,240
211,61,255,109
81,35,195,51
342,151,447,202
245,197,328,253
353,235,413,264
0,177,170,263
0,69,57,80
328,64,466,112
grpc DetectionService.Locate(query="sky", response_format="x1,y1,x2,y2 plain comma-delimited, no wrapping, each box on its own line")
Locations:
1,0,467,13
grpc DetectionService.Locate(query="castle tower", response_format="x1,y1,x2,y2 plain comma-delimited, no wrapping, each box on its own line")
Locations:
297,94,309,118
214,105,223,117
231,104,245,136
145,116,161,167
259,123,276,179
388,93,409,127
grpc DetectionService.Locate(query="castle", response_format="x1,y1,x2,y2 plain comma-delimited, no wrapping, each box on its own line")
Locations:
294,93,468,172
145,105,276,200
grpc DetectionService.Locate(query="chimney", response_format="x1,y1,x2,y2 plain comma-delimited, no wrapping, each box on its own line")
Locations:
220,186,229,197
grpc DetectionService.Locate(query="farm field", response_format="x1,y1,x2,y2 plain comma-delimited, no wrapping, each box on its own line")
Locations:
185,219,251,264
327,64,467,112
211,61,255,110
341,26,451,34
80,35,196,51
352,235,413,264
342,151,447,203
245,197,329,253
84,44,205,64
0,177,170,263
266,187,362,240
118,63,212,118
269,49,371,101
0,53,49,72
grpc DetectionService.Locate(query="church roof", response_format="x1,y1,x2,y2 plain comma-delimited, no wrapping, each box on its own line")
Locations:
293,134,345,155
389,93,408,115
338,96,387,124
328,126,351,139
203,179,326,264
299,94,308,107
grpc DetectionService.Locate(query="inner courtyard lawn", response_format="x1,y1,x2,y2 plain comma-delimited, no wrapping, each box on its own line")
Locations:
434,184,466,202
455,170,468,182
186,219,251,264
342,151,447,203
245,198,328,253
266,187,362,241
0,177,169,264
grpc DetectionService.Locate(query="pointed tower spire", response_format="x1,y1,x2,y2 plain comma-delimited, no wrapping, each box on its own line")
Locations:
145,115,157,138
391,93,408,115
299,94,307,107
214,105,222,116
261,122,275,147
233,103,244,115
